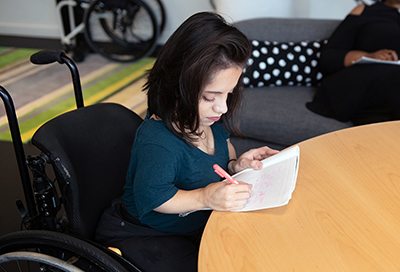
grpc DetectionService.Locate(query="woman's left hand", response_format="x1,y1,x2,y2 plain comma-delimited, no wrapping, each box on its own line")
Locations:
231,146,279,174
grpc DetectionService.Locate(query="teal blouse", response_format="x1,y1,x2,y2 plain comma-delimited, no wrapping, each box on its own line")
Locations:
123,118,230,233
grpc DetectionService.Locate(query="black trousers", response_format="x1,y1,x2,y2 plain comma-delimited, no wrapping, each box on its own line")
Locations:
95,198,204,272
307,64,400,125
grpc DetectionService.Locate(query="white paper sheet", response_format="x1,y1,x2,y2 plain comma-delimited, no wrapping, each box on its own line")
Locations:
232,145,300,212
353,56,400,66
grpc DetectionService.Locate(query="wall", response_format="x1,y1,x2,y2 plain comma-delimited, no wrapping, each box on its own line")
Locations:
0,0,358,41
215,0,357,22
214,0,295,23
0,0,214,41
157,0,214,43
0,0,59,38
300,0,357,19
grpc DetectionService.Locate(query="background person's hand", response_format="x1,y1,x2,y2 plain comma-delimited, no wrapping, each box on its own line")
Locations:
366,49,399,61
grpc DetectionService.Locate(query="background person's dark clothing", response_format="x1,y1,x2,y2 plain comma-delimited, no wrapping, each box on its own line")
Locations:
307,2,400,125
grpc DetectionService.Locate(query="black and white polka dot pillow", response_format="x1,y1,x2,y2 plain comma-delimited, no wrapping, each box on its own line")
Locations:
243,39,327,88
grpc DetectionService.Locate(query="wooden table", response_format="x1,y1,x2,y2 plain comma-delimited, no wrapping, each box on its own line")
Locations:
199,121,400,271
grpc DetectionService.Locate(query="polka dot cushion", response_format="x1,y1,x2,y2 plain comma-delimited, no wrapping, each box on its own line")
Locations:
243,40,327,88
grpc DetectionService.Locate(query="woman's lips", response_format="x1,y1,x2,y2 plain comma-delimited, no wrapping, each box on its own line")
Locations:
207,116,220,122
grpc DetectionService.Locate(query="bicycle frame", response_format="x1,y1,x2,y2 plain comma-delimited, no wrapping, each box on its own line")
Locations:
56,0,89,46
56,0,162,62
55,0,138,47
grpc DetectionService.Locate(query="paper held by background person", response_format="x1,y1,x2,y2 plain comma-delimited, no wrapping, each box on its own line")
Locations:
231,145,300,212
353,56,400,66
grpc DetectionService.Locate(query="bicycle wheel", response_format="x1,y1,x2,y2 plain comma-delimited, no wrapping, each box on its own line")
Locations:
84,0,159,62
0,230,135,272
143,0,166,34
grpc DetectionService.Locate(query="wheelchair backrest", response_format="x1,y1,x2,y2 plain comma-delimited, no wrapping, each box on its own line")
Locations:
31,103,143,240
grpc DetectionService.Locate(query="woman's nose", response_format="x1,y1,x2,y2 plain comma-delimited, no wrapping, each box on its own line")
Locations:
214,100,228,114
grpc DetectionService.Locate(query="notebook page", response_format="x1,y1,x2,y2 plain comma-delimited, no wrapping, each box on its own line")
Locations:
232,145,300,212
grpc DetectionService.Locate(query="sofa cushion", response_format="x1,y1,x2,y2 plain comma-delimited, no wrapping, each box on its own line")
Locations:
244,40,326,88
230,18,353,151
239,87,353,147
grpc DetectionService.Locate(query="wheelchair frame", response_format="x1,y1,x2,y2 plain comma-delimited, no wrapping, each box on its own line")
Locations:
0,49,141,271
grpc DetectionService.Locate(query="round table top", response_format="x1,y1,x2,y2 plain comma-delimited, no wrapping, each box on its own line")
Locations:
199,121,400,271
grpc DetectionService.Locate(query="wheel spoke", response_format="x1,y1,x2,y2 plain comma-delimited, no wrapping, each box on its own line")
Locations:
83,0,159,62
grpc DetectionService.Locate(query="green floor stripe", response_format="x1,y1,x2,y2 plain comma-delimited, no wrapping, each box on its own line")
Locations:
85,57,153,97
0,47,10,53
0,48,39,69
0,57,152,129
0,63,124,128
0,57,154,142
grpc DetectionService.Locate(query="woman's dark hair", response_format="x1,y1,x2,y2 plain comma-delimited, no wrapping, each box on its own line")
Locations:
144,12,251,142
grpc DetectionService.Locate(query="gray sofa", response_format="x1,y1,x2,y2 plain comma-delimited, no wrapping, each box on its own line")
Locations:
231,17,354,155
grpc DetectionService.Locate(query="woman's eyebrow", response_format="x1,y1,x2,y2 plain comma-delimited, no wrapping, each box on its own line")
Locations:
203,90,223,94
203,89,234,94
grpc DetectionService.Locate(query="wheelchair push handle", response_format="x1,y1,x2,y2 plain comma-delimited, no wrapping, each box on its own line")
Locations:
30,49,66,65
30,49,84,108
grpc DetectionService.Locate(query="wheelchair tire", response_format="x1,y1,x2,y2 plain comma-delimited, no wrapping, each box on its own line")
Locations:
84,0,159,62
0,230,131,272
0,251,83,272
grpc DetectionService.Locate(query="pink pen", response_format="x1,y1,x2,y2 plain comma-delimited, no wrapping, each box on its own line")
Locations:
213,164,239,184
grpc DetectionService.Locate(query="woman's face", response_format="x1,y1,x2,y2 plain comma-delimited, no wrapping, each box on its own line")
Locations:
198,66,243,129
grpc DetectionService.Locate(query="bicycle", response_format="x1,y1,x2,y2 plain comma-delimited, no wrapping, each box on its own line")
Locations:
56,0,166,62
0,49,143,271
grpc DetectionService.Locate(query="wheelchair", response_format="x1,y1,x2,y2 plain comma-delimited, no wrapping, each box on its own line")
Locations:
0,50,144,271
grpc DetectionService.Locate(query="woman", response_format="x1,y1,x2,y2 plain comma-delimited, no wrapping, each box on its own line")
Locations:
95,12,279,272
307,0,400,125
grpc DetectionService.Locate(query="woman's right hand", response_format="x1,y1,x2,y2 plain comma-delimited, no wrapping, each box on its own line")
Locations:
366,49,398,62
153,181,252,214
200,181,252,211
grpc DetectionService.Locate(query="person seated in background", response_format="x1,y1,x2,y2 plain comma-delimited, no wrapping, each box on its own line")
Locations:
307,0,400,125
95,12,279,272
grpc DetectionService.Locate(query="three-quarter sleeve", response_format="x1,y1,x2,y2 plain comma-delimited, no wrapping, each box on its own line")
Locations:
320,15,364,74
131,144,179,220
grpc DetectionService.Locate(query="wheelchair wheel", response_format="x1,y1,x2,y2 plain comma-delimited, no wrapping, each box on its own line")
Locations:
0,252,83,272
84,0,159,62
0,230,130,272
